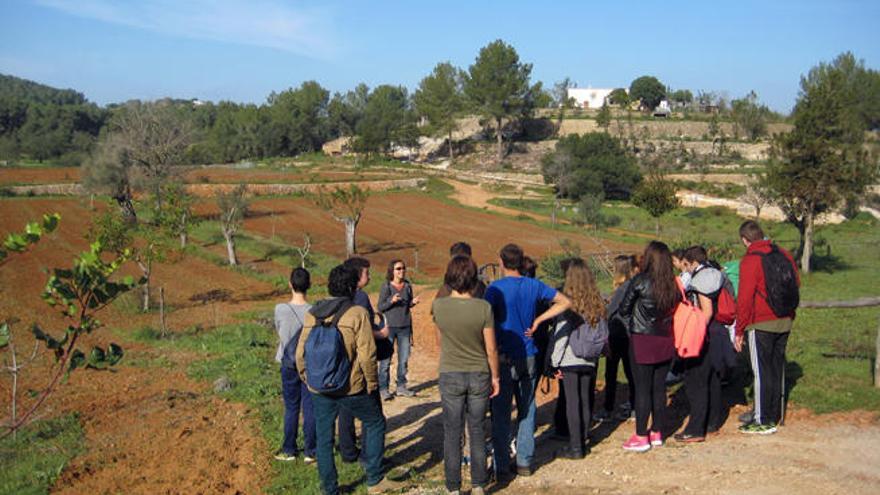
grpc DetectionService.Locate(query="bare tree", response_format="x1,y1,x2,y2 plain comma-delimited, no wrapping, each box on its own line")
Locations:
294,233,312,268
314,185,368,257
82,100,193,222
216,184,249,266
741,174,773,220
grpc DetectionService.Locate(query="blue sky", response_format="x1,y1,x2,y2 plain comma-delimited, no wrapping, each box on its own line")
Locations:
1,0,878,113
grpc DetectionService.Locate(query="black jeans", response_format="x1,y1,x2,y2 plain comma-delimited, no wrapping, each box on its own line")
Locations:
604,331,635,412
682,348,723,436
561,368,594,452
439,371,491,491
629,347,671,437
748,330,789,425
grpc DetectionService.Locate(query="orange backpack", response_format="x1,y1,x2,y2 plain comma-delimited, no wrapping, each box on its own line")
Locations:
673,278,708,358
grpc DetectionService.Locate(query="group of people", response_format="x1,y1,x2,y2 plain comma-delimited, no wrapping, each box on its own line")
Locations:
272,219,799,495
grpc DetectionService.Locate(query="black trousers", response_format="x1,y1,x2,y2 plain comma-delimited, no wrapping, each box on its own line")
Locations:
629,347,671,437
682,347,723,436
561,368,594,451
748,330,789,425
604,331,635,412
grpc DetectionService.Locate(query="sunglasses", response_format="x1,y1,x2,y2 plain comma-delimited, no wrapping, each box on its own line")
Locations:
394,266,406,271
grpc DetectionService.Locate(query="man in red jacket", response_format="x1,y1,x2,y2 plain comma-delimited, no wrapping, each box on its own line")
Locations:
734,220,799,435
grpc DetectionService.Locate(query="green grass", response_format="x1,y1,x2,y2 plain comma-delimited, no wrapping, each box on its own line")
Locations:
0,414,85,495
491,196,880,414
164,322,376,494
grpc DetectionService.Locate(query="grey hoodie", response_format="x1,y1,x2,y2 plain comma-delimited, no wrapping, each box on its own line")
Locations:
549,316,600,369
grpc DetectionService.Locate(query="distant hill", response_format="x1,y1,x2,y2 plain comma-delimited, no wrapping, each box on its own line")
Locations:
0,73,88,106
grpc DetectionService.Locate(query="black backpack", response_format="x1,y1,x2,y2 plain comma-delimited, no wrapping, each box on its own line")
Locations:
753,244,799,317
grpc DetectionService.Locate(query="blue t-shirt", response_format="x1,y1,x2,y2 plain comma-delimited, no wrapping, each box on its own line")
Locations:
484,276,557,358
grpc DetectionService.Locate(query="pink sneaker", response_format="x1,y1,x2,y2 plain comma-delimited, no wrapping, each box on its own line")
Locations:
649,430,663,446
622,433,651,452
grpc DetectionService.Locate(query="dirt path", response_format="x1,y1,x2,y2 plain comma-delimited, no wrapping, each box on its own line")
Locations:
447,179,655,244
447,179,545,221
386,291,880,495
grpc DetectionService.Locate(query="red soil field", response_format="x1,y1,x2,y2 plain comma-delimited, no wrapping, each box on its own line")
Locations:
0,166,81,185
224,192,635,278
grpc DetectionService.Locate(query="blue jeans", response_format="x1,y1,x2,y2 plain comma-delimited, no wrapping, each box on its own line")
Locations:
312,392,386,495
379,326,411,390
491,355,537,472
439,371,491,491
281,366,315,456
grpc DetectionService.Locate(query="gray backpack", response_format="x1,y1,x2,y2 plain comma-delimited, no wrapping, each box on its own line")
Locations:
568,317,609,360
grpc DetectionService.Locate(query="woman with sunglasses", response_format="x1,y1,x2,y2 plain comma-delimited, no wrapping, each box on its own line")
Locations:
377,259,421,400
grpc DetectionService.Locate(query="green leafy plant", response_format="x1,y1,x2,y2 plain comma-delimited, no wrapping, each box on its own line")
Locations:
2,239,140,437
0,214,60,264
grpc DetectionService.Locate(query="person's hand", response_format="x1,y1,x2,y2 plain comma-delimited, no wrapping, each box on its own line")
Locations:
374,327,389,339
554,369,564,380
525,321,539,338
391,293,401,304
490,377,501,398
734,333,744,353
412,296,421,306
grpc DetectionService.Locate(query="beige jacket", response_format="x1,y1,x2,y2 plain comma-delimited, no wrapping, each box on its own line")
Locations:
296,302,378,395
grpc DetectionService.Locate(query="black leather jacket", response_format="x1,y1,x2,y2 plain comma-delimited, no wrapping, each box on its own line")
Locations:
618,273,680,337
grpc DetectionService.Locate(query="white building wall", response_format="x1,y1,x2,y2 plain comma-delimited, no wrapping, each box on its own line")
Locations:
567,87,617,109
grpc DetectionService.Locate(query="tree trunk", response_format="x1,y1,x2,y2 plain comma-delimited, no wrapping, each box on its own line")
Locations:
448,131,454,161
655,216,661,235
551,197,559,228
224,231,238,266
179,211,188,248
114,192,138,224
344,219,357,257
754,204,762,220
801,211,814,274
496,117,504,163
137,260,151,312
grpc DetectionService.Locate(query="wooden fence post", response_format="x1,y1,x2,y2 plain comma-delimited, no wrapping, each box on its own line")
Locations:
875,319,880,388
414,248,420,274
159,286,167,338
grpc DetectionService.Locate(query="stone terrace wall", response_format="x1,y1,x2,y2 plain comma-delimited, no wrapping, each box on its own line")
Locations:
7,178,428,197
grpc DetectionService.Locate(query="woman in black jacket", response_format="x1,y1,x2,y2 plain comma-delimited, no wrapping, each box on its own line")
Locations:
618,241,681,452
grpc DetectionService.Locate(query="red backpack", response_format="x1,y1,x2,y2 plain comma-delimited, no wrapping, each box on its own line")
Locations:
714,285,737,325
673,278,708,358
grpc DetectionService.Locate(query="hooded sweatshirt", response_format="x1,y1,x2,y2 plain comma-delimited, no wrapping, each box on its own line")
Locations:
296,297,377,395
735,240,799,336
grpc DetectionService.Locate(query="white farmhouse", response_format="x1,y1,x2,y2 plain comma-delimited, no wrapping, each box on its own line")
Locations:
567,87,618,109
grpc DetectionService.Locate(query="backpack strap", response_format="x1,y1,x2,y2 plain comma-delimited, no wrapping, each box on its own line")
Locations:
329,300,354,328
286,304,303,328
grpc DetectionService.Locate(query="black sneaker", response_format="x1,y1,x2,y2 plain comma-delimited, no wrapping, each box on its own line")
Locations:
557,446,585,460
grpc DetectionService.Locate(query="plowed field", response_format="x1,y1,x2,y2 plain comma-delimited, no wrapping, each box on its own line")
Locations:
222,193,634,278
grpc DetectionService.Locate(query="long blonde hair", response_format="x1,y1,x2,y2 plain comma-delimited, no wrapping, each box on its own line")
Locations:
612,254,638,289
563,259,606,326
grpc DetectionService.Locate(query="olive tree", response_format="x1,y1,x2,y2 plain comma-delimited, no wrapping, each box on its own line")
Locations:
314,185,368,258
216,184,249,266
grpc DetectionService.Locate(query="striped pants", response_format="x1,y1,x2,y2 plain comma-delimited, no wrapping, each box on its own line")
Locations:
748,330,789,425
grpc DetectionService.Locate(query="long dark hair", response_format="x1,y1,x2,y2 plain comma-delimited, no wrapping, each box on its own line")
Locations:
640,241,680,313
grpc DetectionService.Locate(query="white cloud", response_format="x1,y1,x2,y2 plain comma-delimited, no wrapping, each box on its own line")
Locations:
33,0,338,58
